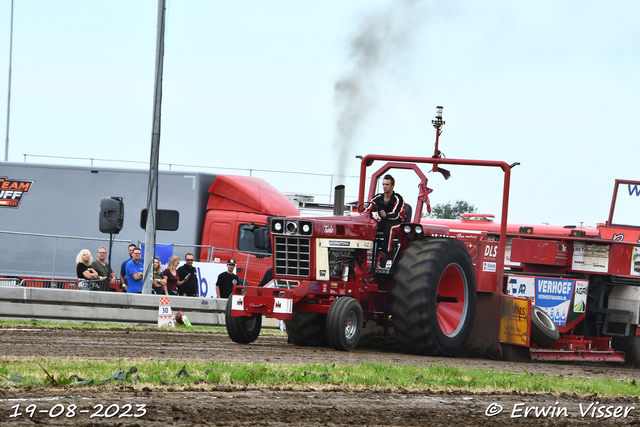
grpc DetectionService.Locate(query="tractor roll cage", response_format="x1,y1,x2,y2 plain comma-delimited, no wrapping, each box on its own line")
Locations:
358,154,513,292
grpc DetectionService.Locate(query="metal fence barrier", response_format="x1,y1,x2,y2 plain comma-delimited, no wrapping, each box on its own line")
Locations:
17,278,80,290
0,230,273,288
0,286,280,328
0,277,20,287
0,230,134,279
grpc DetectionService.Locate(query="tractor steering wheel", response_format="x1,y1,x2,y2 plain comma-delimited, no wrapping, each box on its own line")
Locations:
357,202,381,222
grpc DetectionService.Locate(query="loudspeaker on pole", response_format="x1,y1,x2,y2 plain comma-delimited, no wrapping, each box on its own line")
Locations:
99,196,124,234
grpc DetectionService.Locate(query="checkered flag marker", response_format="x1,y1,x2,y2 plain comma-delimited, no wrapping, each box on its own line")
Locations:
158,296,175,328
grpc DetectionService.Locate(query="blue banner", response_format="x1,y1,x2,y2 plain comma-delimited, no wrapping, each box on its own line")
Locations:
140,244,174,269
535,278,574,326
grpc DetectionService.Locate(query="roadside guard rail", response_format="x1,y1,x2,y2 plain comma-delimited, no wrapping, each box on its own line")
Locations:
0,284,280,328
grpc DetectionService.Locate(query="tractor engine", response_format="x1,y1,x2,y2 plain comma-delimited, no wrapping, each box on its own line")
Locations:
328,249,355,280
270,217,375,283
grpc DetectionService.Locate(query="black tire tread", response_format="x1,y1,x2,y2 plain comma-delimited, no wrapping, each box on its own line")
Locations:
612,335,640,367
326,297,363,351
225,297,262,344
285,311,327,347
391,238,477,357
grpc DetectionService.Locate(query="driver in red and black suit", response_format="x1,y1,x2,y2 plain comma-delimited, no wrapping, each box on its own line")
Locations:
365,174,406,267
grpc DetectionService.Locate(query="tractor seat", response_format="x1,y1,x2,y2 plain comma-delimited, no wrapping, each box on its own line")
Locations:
404,203,413,223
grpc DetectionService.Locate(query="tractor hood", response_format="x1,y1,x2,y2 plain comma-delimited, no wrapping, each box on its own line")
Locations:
206,175,299,216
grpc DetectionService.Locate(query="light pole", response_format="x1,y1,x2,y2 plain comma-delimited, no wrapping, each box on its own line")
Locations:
4,0,14,162
142,0,167,294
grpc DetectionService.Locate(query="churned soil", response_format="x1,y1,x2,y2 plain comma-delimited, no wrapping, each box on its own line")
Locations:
0,328,639,426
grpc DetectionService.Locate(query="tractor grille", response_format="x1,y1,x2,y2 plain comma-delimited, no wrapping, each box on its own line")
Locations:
274,236,311,277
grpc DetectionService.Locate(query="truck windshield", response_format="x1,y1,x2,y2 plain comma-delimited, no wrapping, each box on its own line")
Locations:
238,224,271,254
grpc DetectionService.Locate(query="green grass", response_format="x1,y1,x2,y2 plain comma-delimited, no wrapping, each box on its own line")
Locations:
1,319,638,397
1,358,639,397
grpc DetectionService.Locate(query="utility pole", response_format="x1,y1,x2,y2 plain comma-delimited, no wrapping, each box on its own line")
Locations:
142,0,167,293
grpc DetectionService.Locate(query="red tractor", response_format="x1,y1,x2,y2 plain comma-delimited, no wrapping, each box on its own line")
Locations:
226,107,640,364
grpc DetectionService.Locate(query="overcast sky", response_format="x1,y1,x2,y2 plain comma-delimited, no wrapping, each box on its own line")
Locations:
0,1,638,227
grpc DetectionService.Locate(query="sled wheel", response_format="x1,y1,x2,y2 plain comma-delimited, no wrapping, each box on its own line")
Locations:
613,335,640,367
285,311,327,346
530,305,559,348
391,238,477,357
225,297,262,344
326,297,363,351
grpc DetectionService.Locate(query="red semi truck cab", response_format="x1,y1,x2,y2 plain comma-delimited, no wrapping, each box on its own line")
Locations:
199,174,300,286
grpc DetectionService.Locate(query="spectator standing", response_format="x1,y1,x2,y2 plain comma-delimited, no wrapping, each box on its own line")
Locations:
177,253,198,296
125,247,144,293
120,244,136,292
215,259,240,298
91,246,117,291
76,249,99,280
152,256,167,295
163,256,184,296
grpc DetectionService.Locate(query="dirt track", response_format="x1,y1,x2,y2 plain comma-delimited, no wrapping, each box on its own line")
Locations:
1,328,640,426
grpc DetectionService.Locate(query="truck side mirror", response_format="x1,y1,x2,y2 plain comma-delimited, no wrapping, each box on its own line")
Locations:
254,228,270,251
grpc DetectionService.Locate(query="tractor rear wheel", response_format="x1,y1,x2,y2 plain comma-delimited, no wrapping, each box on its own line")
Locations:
225,297,262,344
391,238,477,357
326,297,363,351
285,311,327,347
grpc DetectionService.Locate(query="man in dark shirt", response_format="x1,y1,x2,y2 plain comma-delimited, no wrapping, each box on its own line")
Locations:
177,253,198,296
216,259,240,298
365,174,406,267
91,246,117,291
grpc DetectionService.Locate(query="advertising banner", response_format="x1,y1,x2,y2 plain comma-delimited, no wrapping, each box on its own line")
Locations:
507,276,588,327
536,278,573,326
0,177,34,208
572,242,609,273
192,261,228,298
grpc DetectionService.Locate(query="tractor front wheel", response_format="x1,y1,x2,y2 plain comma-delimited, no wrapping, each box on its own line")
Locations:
225,297,262,344
391,238,477,357
326,297,363,351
